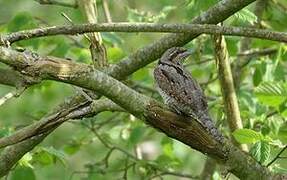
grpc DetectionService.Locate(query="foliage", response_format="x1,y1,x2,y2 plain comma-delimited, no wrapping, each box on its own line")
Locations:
0,0,287,179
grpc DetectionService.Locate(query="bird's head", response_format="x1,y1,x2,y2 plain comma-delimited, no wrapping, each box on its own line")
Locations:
159,47,192,65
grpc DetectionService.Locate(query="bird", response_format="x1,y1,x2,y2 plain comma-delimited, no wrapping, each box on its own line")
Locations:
153,47,223,142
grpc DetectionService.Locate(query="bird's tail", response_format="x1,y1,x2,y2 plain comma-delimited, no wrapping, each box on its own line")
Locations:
198,112,224,143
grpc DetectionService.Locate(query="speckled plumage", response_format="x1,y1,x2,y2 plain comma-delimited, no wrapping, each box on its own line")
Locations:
154,47,223,142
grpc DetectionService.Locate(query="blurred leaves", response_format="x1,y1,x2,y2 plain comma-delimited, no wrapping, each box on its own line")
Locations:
7,12,39,49
127,6,176,22
232,9,257,24
255,82,287,108
19,153,33,169
33,147,67,166
10,167,35,180
233,128,263,144
1,0,287,178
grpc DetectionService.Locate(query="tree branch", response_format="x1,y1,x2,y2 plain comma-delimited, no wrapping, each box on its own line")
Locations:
0,68,39,87
0,47,283,179
0,97,123,149
77,0,108,67
0,97,122,177
0,0,261,177
1,23,287,46
214,35,248,151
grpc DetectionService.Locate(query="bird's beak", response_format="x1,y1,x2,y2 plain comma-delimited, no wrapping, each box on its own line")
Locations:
181,49,194,58
178,49,194,64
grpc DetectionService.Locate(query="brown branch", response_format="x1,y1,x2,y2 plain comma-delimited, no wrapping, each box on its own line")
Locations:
0,98,122,148
0,68,39,87
77,0,108,67
0,47,283,179
214,35,248,151
0,0,263,178
0,97,122,176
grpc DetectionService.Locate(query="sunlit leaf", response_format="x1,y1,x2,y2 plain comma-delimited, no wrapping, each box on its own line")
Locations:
255,82,287,107
233,9,257,24
250,141,270,164
19,153,33,169
107,47,125,63
34,147,67,166
10,167,35,180
233,129,263,144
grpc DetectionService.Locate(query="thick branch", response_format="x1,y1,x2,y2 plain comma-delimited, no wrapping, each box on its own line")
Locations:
0,47,283,179
0,98,122,176
1,23,287,46
0,68,39,87
0,96,123,148
0,0,261,177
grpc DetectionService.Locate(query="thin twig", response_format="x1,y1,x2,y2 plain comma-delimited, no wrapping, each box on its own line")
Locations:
237,48,277,58
0,88,25,106
267,145,287,167
102,0,112,23
34,0,78,8
1,23,287,46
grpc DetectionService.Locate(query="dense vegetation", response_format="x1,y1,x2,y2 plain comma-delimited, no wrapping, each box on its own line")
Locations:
0,0,286,179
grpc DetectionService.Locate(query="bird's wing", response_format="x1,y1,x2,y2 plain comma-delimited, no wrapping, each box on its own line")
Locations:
154,63,208,116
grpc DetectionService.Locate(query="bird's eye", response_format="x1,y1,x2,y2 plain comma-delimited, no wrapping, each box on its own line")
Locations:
169,51,178,60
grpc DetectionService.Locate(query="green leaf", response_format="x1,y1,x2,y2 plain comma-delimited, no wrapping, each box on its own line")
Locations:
155,154,181,169
253,62,266,87
0,127,11,138
250,141,270,164
102,32,124,46
68,47,91,63
48,39,69,57
107,47,125,63
19,153,33,169
33,150,54,166
272,165,287,174
11,167,35,180
7,12,37,32
63,142,81,155
34,147,67,166
129,126,145,145
255,82,287,107
161,137,174,158
232,129,262,144
126,6,176,23
7,12,39,49
278,123,287,144
233,9,257,24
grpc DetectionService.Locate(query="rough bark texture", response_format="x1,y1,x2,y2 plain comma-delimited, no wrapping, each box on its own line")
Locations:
0,47,285,179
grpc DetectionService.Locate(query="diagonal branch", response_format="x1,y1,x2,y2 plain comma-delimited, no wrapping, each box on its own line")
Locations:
0,0,261,178
0,97,122,177
0,47,283,179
